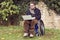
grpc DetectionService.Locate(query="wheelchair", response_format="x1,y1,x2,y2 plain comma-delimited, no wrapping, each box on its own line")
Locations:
35,20,45,36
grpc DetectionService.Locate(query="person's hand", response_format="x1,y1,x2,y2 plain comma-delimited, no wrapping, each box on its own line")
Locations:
32,19,38,23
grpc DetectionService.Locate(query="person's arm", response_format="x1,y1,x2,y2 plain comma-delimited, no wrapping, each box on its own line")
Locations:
35,9,41,20
25,10,30,15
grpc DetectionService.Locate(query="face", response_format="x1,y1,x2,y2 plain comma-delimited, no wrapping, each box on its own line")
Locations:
30,3,36,9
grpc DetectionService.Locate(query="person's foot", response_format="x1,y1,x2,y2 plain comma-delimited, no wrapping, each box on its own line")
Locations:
23,33,28,37
30,34,34,38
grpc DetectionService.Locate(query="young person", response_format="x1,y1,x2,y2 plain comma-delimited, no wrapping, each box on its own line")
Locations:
23,2,41,38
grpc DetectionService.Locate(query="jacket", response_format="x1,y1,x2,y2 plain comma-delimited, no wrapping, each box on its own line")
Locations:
26,8,41,20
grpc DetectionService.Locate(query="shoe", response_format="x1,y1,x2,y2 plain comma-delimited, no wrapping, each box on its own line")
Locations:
23,33,28,37
30,34,34,38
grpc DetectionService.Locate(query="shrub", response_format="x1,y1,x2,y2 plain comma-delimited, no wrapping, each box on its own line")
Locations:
0,0,20,21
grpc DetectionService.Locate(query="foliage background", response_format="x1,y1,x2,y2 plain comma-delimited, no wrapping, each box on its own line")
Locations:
0,0,60,25
43,0,60,15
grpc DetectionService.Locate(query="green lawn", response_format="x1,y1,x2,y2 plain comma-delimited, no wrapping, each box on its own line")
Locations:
0,26,60,40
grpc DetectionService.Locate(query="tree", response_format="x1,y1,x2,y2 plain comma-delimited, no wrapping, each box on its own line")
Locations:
0,0,20,21
43,0,60,15
0,0,20,25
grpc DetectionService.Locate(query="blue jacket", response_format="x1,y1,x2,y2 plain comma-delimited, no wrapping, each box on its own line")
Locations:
26,8,41,20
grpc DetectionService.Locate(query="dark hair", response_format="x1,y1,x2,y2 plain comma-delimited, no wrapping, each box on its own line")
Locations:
29,1,36,5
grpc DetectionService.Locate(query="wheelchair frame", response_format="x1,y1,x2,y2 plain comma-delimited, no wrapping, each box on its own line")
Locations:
35,20,45,36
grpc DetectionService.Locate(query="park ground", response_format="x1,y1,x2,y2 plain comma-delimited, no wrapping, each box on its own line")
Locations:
0,26,60,40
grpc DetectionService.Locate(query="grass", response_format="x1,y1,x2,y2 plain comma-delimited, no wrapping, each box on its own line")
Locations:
0,26,60,40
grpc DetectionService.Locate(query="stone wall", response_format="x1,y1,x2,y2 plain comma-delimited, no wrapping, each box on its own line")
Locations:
37,1,60,29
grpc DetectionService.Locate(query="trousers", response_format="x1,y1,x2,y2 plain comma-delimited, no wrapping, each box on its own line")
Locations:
24,19,38,35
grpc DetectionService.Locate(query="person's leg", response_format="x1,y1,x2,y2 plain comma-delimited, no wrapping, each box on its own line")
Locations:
23,20,30,37
29,19,38,37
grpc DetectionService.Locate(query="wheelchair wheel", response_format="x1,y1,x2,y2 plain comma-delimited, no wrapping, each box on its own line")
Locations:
40,20,45,35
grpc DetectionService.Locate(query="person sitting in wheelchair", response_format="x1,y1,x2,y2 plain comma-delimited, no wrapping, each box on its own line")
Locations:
23,1,41,38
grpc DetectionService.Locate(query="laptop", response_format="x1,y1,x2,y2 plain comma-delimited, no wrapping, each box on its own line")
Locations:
22,15,35,20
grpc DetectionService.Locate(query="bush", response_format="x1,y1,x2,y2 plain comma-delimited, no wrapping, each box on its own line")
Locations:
0,0,20,21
